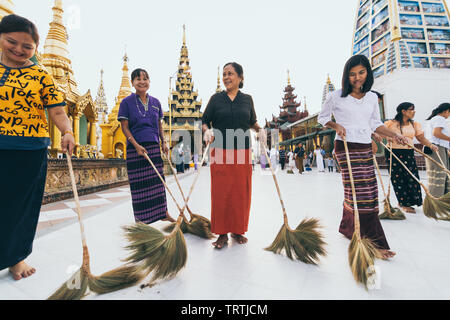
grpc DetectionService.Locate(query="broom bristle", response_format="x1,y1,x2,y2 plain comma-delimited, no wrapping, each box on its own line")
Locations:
348,233,382,289
423,194,450,220
379,199,406,220
88,264,145,295
47,268,89,300
265,218,327,265
163,215,213,239
123,222,187,284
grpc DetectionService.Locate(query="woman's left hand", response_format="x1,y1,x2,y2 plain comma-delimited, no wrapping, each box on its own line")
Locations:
61,132,76,156
430,144,439,152
393,133,409,146
371,132,382,142
162,141,169,155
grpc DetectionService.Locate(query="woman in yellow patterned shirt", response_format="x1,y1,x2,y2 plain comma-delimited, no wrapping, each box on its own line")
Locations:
0,15,75,281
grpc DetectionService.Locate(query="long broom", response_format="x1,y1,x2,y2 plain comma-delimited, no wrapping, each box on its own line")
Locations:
122,151,188,288
48,153,144,300
262,142,327,265
381,141,450,220
161,143,214,239
342,138,382,288
407,143,450,179
373,153,405,220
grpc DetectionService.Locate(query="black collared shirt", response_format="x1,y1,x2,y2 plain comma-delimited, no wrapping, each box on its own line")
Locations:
202,90,257,149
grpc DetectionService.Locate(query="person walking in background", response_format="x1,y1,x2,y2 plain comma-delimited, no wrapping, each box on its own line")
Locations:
327,155,335,172
425,103,450,199
118,68,175,225
279,146,286,170
0,15,76,280
294,143,305,174
202,62,262,249
384,102,438,214
287,148,295,172
319,54,408,260
313,145,325,172
270,146,279,169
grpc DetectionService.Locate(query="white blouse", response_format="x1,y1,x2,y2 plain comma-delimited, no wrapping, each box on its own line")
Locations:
318,89,384,144
427,115,450,149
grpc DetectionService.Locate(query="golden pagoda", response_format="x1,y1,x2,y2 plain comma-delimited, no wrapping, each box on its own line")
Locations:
216,66,222,93
0,0,13,20
100,53,132,159
42,0,97,158
163,25,203,150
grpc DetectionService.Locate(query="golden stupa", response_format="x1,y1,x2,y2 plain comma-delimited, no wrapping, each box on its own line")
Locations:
42,0,98,158
100,53,132,159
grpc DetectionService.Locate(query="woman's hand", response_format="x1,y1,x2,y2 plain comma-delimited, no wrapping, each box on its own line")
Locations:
371,132,382,143
61,132,76,156
136,144,148,157
430,144,439,152
204,129,215,144
334,123,346,138
393,133,409,146
162,141,169,155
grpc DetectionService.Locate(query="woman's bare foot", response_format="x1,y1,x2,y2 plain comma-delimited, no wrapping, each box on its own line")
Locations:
162,211,176,223
212,234,228,249
231,233,248,244
9,261,36,281
380,250,396,260
401,206,415,213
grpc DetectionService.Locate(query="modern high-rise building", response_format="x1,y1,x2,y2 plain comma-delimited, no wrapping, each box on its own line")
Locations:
352,0,450,123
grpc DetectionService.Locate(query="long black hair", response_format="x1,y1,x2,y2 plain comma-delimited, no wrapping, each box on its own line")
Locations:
0,14,39,45
341,54,374,97
394,102,415,133
224,62,244,89
427,103,450,120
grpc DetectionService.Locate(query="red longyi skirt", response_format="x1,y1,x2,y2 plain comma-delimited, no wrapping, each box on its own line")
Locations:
210,148,252,235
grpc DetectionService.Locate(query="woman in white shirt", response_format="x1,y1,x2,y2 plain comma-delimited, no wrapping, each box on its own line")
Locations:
319,54,408,260
287,149,295,171
426,103,450,198
313,146,325,172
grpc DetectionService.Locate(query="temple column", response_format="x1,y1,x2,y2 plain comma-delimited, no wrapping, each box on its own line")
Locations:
89,121,97,146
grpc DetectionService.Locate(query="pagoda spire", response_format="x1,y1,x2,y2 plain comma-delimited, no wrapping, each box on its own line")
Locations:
322,74,335,105
108,52,132,123
216,66,222,93
95,68,108,122
287,70,291,86
0,0,14,20
44,0,69,60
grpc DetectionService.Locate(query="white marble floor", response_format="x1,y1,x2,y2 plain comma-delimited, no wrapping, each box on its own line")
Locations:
1,166,449,300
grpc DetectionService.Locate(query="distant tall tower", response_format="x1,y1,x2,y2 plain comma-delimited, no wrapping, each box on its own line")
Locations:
95,69,108,152
0,0,13,20
322,74,336,105
100,53,132,159
163,25,203,151
352,0,450,123
216,66,222,93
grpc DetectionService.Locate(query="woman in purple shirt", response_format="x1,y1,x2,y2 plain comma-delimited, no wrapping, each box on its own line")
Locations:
118,68,175,224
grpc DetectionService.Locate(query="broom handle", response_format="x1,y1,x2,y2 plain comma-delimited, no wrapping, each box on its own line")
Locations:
387,142,393,197
372,155,388,198
162,143,211,215
407,143,450,177
380,141,431,195
261,142,289,225
66,153,87,249
180,143,211,213
142,153,183,213
342,138,361,239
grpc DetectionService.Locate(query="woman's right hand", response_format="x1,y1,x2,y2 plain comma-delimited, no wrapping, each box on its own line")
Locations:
334,123,346,138
136,144,148,157
204,129,215,144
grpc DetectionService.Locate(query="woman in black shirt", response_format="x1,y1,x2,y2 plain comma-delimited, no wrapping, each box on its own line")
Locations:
202,62,263,249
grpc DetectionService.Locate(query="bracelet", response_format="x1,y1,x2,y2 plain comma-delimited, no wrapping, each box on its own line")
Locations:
64,130,74,137
127,136,133,141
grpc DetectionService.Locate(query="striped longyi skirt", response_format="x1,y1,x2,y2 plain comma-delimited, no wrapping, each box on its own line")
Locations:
334,140,390,250
426,145,450,198
126,142,168,224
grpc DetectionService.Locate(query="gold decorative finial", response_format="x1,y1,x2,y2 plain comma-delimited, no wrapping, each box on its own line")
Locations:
216,66,221,93
326,73,331,84
304,96,307,111
183,24,186,45
287,70,291,85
